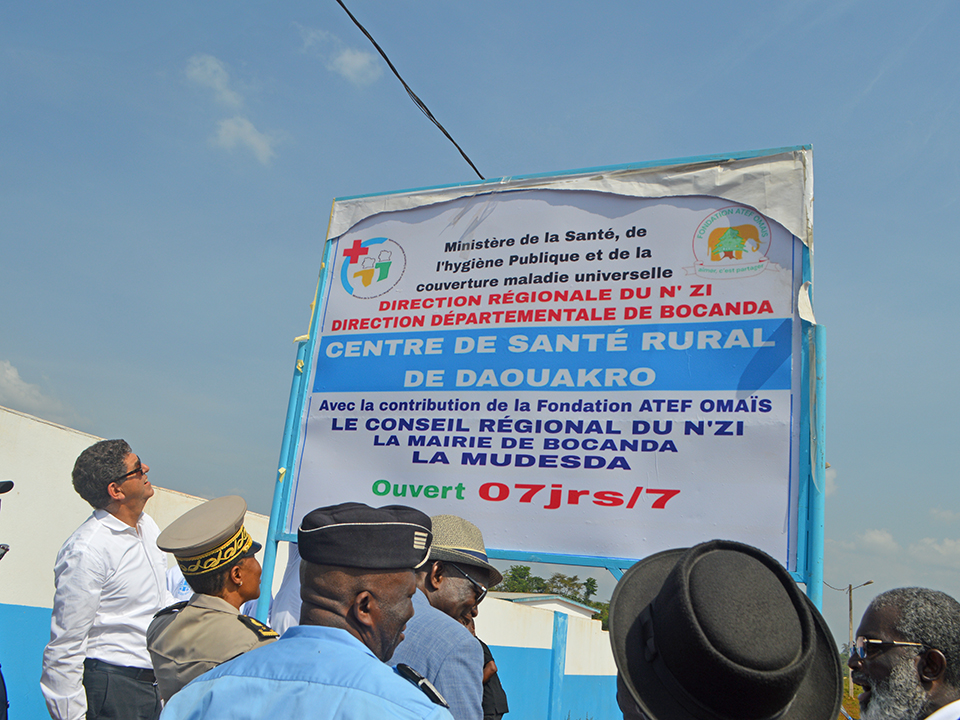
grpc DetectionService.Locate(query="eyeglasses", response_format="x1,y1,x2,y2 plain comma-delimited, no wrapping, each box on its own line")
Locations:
110,459,146,485
448,563,487,604
852,636,925,659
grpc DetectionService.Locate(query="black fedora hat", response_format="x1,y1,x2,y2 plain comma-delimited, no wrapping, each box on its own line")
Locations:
609,540,841,720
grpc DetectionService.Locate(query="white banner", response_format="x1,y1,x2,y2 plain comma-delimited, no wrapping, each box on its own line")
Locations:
289,181,805,568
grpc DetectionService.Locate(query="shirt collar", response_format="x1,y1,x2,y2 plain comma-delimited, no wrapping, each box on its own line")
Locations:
281,625,378,659
94,507,143,533
189,593,241,614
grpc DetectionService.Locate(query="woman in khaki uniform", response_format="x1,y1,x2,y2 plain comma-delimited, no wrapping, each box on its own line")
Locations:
147,496,278,702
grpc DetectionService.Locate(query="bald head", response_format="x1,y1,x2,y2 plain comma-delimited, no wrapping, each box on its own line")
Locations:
300,562,417,662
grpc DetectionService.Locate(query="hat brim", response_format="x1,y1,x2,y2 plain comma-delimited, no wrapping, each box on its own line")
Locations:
609,547,842,720
243,540,262,558
430,547,503,587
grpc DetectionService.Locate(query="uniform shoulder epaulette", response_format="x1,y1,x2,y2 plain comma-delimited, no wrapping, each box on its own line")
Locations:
395,663,449,707
237,614,280,640
153,601,189,619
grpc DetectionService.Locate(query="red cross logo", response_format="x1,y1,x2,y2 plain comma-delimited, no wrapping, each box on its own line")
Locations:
342,239,369,264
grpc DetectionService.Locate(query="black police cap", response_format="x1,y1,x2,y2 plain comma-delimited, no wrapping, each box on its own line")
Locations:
298,502,432,570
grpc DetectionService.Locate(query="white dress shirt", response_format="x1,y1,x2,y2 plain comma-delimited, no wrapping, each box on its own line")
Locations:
926,698,960,720
41,509,172,720
267,541,302,635
166,564,194,602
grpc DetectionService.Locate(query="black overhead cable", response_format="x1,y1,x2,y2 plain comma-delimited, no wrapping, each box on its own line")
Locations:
334,0,485,181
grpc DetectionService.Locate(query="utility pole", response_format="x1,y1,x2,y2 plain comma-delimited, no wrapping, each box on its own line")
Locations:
826,580,873,698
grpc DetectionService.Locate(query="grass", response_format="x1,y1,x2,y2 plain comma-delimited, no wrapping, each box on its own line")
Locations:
840,676,862,719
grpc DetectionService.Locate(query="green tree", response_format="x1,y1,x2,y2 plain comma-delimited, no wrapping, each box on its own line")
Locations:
590,601,610,630
499,566,609,628
546,572,585,602
499,565,548,593
583,577,598,602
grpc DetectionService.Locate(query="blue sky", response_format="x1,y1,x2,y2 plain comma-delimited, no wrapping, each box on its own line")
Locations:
3,0,959,642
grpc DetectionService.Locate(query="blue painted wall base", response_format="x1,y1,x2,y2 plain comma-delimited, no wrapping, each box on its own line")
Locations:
0,604,52,720
490,645,618,720
0,604,620,720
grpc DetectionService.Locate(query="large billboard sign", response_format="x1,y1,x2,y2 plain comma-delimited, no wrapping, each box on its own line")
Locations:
273,147,820,578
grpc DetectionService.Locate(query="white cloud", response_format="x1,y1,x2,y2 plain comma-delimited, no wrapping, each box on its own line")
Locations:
185,54,278,164
0,360,70,423
908,538,960,569
931,508,960,523
297,25,332,51
296,23,382,87
857,529,901,555
186,54,243,108
213,116,276,165
828,528,901,555
328,48,382,87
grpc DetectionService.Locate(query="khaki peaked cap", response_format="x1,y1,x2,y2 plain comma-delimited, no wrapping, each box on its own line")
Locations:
158,495,260,577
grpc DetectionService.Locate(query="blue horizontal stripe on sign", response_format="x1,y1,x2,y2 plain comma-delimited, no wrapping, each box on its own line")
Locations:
313,318,793,393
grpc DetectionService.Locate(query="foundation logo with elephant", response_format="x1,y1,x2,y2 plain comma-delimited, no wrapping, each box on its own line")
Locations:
690,205,772,279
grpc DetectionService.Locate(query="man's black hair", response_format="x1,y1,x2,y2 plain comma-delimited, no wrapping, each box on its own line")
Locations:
72,439,131,509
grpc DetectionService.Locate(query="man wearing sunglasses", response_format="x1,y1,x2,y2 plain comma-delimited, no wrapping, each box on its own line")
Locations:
42,440,172,720
391,515,502,720
850,587,960,720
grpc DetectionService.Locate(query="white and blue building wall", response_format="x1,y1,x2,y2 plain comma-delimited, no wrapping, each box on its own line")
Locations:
0,405,617,720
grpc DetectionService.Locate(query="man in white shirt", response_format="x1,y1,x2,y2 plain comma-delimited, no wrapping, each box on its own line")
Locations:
41,439,172,720
850,587,960,720
267,541,301,635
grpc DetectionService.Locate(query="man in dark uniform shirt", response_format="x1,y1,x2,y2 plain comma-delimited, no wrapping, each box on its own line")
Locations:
461,613,508,719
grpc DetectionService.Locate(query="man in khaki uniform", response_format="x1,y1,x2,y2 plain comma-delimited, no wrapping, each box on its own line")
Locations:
147,496,278,701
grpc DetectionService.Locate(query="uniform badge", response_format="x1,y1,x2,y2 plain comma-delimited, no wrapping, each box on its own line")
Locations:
238,614,280,640
153,601,189,619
